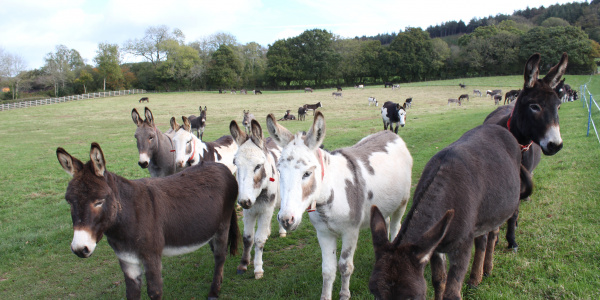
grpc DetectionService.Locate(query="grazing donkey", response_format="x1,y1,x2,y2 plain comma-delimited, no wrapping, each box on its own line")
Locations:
242,110,255,134
170,116,238,174
188,106,207,140
404,97,413,108
332,92,342,98
448,98,461,106
493,94,502,105
473,89,482,96
458,94,469,102
504,90,521,105
368,96,378,106
266,112,412,300
381,101,407,133
459,83,466,88
369,124,533,300
230,120,287,280
297,106,307,121
484,52,567,250
57,143,240,300
132,107,178,177
305,87,314,93
303,101,322,115
138,97,149,103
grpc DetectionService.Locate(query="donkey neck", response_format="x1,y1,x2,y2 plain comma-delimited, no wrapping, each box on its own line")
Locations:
506,103,534,148
191,135,208,163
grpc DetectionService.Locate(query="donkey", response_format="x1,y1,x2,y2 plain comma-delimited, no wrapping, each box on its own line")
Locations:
381,101,407,133
132,107,178,177
493,94,502,105
230,120,287,280
368,96,378,106
242,110,255,134
473,89,482,96
332,92,342,98
458,94,469,102
170,116,238,174
404,97,413,108
188,106,207,140
297,106,307,121
303,101,322,115
278,110,296,121
56,143,240,300
504,90,521,105
448,98,461,106
305,87,314,93
459,83,466,88
139,97,149,103
266,112,412,300
369,124,533,300
484,52,567,250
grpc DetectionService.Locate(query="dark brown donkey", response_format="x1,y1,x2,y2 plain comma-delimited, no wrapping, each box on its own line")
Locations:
369,124,532,300
484,52,567,250
132,107,178,177
56,143,240,300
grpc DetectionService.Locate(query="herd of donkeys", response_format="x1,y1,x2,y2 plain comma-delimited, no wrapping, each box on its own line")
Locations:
56,53,567,299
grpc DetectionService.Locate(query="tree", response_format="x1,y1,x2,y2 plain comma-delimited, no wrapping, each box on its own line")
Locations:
94,43,123,90
205,44,243,89
388,27,436,81
123,25,185,68
541,17,571,27
266,39,297,87
74,69,93,93
239,42,267,88
43,45,84,96
0,51,27,99
289,29,339,86
155,40,200,91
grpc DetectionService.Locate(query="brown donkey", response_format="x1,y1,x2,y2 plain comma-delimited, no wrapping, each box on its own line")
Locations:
57,143,239,300
369,124,532,300
484,53,567,250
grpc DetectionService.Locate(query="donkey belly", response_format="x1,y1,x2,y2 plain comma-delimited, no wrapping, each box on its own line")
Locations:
163,240,211,257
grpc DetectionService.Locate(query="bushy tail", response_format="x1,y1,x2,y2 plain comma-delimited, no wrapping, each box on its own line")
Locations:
228,207,240,256
519,164,533,200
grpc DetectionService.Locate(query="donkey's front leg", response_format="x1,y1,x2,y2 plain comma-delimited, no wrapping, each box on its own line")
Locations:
143,256,164,300
118,257,143,300
444,243,473,299
316,229,338,300
253,207,275,279
338,231,359,300
237,209,257,275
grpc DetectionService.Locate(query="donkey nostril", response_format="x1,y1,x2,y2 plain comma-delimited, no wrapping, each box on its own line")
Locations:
82,246,90,256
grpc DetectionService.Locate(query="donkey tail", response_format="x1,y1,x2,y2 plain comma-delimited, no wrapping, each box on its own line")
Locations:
228,207,240,256
519,164,533,200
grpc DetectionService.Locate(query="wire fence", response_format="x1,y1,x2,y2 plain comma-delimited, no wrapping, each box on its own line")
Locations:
580,84,600,145
0,89,146,111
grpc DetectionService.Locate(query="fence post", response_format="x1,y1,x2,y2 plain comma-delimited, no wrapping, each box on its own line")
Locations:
588,94,593,137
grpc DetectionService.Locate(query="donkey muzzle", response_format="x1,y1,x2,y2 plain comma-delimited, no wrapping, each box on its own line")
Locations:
138,161,149,168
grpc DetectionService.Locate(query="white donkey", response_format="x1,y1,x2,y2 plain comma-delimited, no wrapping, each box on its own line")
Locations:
170,116,238,174
230,119,287,279
266,112,413,300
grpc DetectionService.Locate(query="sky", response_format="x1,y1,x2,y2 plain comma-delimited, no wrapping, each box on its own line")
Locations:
0,0,581,70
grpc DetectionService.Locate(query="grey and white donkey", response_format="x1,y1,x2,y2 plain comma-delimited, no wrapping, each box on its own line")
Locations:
229,119,287,279
132,107,179,177
266,111,413,300
242,110,255,134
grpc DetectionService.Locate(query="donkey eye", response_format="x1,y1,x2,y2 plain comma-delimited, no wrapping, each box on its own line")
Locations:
302,171,312,179
254,164,262,172
529,104,541,112
94,199,105,208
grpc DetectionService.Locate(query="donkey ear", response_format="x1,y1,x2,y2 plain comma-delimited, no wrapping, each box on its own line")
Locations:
250,119,265,149
89,143,106,177
204,106,207,111
132,108,143,126
199,105,202,112
370,205,391,261
144,107,155,126
57,147,83,176
543,52,568,89
414,210,454,264
524,53,541,88
182,116,191,132
229,120,247,146
266,113,294,147
305,111,326,150
170,117,179,131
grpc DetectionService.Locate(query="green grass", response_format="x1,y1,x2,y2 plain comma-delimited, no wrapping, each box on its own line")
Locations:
1,75,599,299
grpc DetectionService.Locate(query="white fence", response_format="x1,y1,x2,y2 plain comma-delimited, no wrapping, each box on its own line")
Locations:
580,84,600,145
0,89,146,111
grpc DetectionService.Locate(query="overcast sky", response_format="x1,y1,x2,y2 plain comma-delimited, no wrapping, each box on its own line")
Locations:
0,0,580,70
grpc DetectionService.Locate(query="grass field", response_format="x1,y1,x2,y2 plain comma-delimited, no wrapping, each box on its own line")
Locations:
1,75,599,299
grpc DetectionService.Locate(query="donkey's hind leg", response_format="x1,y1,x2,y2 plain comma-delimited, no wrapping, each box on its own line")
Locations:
468,233,488,288
208,215,232,300
505,209,519,251
388,197,409,240
483,228,500,276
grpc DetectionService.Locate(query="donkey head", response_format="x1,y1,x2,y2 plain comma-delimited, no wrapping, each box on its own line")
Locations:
132,107,160,169
57,143,117,258
512,53,567,155
398,106,407,128
267,112,326,231
230,119,275,209
369,206,454,300
171,116,196,168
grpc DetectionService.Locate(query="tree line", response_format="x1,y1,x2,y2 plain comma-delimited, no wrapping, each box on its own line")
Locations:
1,1,599,102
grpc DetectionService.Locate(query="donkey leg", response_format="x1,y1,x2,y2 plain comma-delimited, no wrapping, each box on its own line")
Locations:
338,231,359,300
209,220,230,300
253,208,275,279
506,209,519,251
143,257,164,300
388,199,408,240
237,209,257,275
118,257,143,300
316,230,338,300
444,243,473,299
484,228,500,276
468,234,488,288
430,252,447,300
394,125,399,134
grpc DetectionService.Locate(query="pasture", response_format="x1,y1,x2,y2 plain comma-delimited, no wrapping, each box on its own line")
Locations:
1,75,599,299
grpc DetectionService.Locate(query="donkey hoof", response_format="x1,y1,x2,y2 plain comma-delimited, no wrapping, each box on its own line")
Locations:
254,272,264,279
237,269,246,275
279,233,287,238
